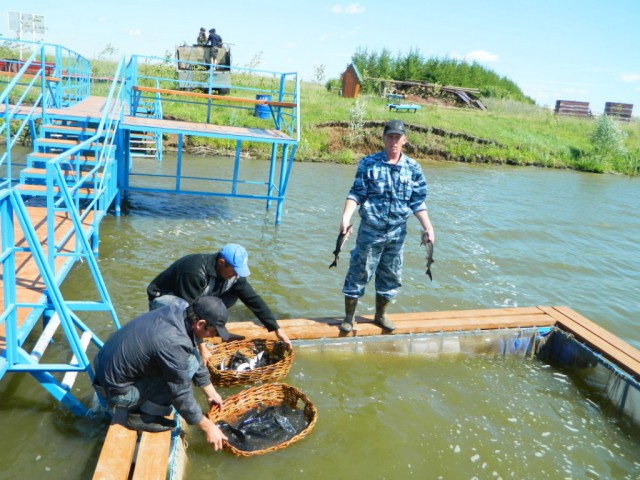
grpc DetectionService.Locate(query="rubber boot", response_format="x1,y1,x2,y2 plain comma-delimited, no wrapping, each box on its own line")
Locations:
339,296,358,333
374,295,396,331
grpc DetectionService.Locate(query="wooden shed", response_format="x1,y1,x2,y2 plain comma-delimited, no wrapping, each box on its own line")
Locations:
554,100,591,118
341,63,362,98
604,102,633,122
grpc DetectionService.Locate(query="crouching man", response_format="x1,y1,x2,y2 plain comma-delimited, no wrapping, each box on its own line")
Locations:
93,296,231,450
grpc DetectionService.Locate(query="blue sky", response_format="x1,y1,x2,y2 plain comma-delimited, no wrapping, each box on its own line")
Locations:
2,0,639,114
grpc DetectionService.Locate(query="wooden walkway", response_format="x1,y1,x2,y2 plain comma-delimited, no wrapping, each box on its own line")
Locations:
92,305,640,478
92,409,178,480
122,115,293,142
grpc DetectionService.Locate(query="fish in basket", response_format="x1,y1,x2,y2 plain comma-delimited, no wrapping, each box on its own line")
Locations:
206,339,294,387
208,382,318,456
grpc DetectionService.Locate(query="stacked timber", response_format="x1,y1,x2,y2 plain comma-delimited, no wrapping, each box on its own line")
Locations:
554,100,591,118
604,102,633,122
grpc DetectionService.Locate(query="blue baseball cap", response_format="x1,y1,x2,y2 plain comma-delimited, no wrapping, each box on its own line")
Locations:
220,243,251,277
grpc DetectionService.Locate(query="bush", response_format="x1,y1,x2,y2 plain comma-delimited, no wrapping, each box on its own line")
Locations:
587,114,628,170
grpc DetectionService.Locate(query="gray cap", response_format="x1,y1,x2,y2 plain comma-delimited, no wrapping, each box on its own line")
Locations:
383,120,406,136
191,296,230,340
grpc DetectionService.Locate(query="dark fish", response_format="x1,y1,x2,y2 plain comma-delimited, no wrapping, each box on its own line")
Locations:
218,404,308,452
329,224,353,268
421,237,435,281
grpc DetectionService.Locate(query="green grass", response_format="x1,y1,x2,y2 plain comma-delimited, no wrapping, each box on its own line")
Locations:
81,59,640,176
291,83,640,174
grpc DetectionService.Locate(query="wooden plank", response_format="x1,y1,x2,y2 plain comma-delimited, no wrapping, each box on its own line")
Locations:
545,306,640,362
0,71,61,82
92,410,139,480
208,307,557,344
554,100,590,117
131,429,172,480
133,85,296,108
540,306,640,379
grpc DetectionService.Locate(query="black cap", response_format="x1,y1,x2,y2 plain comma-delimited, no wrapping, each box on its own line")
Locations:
191,297,231,340
383,120,406,136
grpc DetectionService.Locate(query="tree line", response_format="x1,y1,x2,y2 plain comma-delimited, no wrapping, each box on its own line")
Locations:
351,47,534,104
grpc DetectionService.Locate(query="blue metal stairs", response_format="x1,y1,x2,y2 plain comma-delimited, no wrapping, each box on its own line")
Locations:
1,43,126,416
18,120,105,199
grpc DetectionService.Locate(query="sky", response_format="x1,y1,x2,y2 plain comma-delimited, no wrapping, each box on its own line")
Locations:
1,0,639,114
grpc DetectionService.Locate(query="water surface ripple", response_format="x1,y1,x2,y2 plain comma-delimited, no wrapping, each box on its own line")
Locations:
1,155,639,479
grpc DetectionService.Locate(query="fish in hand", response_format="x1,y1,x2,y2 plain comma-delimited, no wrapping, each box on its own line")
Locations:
329,224,353,268
421,233,435,281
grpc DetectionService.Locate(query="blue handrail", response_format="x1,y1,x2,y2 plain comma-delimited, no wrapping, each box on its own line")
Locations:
0,41,91,189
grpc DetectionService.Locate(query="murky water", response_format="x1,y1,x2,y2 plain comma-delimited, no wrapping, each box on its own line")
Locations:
1,154,639,479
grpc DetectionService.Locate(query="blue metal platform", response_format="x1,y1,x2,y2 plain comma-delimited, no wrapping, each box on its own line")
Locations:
0,39,299,415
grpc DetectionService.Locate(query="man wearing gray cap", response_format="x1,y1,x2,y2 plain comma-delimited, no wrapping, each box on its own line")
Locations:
93,296,230,449
337,120,435,333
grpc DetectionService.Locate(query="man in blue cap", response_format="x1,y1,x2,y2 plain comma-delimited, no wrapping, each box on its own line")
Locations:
337,120,435,333
147,243,291,358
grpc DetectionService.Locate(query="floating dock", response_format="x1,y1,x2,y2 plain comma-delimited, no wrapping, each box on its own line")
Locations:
92,305,640,479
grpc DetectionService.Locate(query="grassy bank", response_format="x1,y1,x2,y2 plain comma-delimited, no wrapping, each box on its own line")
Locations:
294,82,639,175
89,58,639,175
160,78,639,175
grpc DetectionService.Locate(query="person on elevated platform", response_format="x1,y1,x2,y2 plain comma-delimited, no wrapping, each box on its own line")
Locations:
196,27,207,46
204,28,223,65
93,297,230,450
337,120,435,333
147,243,292,360
205,28,223,48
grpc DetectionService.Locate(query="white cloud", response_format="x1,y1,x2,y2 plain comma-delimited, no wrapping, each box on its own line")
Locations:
448,50,499,63
464,50,499,63
331,3,366,14
621,73,640,82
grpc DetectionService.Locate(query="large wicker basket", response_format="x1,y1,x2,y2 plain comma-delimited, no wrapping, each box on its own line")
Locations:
206,339,294,387
207,382,318,456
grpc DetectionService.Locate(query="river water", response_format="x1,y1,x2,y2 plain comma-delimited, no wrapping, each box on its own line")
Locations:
1,154,639,479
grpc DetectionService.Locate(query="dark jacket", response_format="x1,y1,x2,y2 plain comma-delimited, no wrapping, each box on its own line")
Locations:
147,253,279,332
94,303,210,425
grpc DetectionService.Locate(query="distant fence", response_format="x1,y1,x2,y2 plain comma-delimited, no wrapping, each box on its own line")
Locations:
555,100,590,118
604,102,633,122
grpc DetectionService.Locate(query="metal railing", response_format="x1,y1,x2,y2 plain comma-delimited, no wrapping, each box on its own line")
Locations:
124,53,299,140
0,40,90,189
0,44,121,415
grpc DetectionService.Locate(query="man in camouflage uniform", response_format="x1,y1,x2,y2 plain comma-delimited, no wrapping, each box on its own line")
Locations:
196,27,207,46
338,120,435,333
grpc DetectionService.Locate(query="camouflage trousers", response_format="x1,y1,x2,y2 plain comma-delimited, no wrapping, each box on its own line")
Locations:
342,221,407,299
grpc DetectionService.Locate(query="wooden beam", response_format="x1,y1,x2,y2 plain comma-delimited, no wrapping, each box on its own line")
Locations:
0,71,61,82
133,86,296,108
92,410,139,480
207,306,557,344
131,429,172,480
540,306,640,379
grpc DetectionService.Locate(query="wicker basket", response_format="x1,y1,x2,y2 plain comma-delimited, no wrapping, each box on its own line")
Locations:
206,339,294,387
207,382,318,456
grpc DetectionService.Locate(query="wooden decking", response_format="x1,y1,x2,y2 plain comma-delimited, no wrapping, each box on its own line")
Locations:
91,305,640,479
92,409,177,480
121,115,293,142
222,305,640,380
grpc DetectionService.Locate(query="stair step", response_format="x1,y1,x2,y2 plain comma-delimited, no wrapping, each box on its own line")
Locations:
27,152,98,169
17,183,95,198
20,167,103,181
41,124,97,137
34,138,103,149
